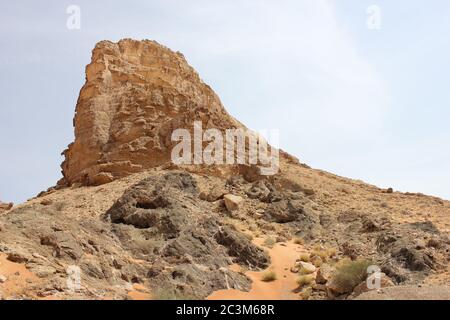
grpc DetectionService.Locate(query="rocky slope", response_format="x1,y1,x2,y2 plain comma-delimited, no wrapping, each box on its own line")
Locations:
0,39,448,300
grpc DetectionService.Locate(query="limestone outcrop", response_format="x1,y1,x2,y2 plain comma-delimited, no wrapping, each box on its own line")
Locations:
60,39,244,186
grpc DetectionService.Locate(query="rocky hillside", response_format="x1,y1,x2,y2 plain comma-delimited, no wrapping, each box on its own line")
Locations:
0,39,448,300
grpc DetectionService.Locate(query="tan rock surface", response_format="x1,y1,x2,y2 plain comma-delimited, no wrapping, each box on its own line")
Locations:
60,39,245,186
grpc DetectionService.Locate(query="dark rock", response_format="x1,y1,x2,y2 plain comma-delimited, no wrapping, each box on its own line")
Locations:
264,199,306,223
246,180,282,203
215,226,269,269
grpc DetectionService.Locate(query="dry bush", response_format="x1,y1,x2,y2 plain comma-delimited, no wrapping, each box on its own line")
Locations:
263,237,276,248
297,274,315,287
261,271,277,282
330,259,372,293
298,253,310,262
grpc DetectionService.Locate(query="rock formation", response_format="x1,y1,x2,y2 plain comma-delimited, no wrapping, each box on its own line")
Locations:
0,201,13,213
60,39,245,187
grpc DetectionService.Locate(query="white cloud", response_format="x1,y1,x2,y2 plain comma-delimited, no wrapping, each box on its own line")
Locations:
153,0,390,158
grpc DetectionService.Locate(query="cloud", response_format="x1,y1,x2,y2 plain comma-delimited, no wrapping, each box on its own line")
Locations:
150,0,390,157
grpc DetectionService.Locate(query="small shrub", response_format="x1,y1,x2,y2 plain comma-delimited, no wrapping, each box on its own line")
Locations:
330,259,372,293
297,274,315,287
298,253,310,262
261,271,277,282
311,256,323,268
263,237,276,248
327,247,337,258
293,237,304,245
311,249,328,262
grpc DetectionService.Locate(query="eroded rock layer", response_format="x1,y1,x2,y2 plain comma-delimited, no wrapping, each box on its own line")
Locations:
61,39,243,186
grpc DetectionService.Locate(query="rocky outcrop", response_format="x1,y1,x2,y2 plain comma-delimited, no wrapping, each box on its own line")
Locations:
0,201,13,213
60,39,244,187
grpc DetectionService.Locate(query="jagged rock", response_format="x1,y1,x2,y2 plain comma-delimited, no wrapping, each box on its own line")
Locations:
246,180,282,203
199,185,226,202
0,201,13,212
265,200,302,223
7,250,31,263
106,172,197,231
40,232,83,261
376,228,443,272
214,226,270,269
60,39,244,186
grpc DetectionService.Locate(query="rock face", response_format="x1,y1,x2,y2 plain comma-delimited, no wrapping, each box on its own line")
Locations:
0,201,13,213
60,39,243,186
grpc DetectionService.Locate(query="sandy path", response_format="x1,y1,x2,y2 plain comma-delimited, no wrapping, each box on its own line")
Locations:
208,239,303,300
0,253,40,298
127,283,153,300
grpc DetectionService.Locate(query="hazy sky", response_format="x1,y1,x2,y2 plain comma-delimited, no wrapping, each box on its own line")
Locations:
1,0,450,203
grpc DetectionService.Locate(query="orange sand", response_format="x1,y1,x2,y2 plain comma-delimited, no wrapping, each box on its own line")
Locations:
208,239,304,300
0,253,40,298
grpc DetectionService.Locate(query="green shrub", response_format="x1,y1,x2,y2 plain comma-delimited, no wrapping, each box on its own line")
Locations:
330,259,372,293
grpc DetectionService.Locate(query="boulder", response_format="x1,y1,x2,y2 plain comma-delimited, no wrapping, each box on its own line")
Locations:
223,194,243,212
59,39,246,187
316,264,334,284
297,261,316,274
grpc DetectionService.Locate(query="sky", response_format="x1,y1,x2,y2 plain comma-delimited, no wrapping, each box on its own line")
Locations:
1,0,450,203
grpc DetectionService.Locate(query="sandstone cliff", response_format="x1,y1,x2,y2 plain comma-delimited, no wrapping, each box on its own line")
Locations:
60,39,245,187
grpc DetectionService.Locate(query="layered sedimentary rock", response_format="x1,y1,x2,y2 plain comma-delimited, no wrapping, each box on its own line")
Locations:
60,39,244,186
